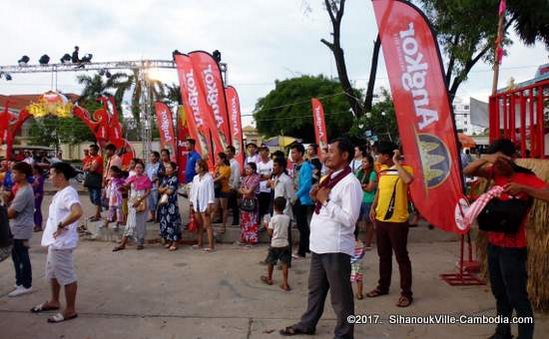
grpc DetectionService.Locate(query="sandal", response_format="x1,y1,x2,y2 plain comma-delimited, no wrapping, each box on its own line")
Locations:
191,244,202,250
203,247,215,252
169,246,178,251
396,296,413,307
356,293,364,300
366,288,388,298
279,325,315,336
30,302,59,313
47,312,78,323
260,276,273,285
112,246,125,252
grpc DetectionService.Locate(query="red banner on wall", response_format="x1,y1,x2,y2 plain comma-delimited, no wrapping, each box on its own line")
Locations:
189,51,232,151
225,86,244,167
154,101,177,157
174,53,218,169
311,98,328,150
372,0,467,234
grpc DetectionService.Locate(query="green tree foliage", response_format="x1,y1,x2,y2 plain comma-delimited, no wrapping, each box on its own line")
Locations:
417,0,549,101
254,75,356,142
349,89,398,143
27,115,96,148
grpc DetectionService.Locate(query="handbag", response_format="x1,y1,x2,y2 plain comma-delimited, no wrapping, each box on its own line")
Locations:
187,211,198,233
159,193,169,205
477,197,532,234
240,198,257,212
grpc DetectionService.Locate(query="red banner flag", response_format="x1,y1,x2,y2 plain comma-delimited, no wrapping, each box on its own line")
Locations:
176,105,189,183
154,101,177,157
189,51,232,151
174,53,218,169
372,0,467,234
311,98,329,150
225,86,245,167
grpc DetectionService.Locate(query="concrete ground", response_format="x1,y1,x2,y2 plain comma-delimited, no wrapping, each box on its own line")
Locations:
1,191,548,338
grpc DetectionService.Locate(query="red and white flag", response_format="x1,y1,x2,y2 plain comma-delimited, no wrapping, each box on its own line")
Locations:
225,86,245,167
154,101,177,157
311,98,328,150
189,51,232,152
373,0,468,234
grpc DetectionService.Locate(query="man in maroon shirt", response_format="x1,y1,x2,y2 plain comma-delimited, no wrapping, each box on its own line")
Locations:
464,139,549,339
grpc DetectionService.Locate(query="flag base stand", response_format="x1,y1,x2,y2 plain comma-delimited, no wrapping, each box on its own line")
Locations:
440,233,485,286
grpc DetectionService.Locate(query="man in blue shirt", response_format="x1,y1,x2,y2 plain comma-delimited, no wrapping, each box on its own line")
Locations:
290,143,314,258
185,139,202,184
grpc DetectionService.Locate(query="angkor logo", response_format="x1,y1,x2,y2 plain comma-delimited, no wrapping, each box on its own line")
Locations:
417,134,451,188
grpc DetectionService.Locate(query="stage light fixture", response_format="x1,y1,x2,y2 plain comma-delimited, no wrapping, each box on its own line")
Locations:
61,54,72,64
172,49,182,60
212,50,221,63
5,73,12,81
98,69,105,76
39,54,50,65
105,70,112,78
18,55,30,66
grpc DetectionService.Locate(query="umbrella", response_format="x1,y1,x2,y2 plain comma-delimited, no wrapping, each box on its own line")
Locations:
458,133,476,148
264,136,297,148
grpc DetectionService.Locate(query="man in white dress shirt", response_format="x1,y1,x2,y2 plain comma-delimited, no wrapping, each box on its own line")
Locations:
281,138,362,339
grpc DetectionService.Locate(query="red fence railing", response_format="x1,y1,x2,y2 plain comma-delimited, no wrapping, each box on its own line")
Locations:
489,79,549,158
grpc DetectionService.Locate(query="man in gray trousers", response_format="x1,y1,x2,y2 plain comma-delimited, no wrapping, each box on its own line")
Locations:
280,138,363,339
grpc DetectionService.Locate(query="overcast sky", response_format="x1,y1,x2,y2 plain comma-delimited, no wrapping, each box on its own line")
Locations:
1,0,547,127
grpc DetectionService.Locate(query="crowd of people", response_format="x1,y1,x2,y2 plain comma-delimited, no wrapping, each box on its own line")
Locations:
0,136,547,339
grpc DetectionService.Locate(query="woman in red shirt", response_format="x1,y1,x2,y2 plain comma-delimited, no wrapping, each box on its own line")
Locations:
464,139,549,339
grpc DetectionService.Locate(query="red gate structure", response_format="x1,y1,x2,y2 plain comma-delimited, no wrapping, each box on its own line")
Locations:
489,78,549,158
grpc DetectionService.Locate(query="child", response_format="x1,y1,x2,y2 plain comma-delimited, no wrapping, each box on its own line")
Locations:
260,197,291,291
105,166,124,230
351,226,366,299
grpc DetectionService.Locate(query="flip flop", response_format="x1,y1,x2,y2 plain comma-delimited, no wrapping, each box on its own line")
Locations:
112,246,125,252
203,247,215,252
30,302,59,313
47,313,78,323
260,276,273,285
279,326,315,336
169,246,178,251
191,244,202,250
366,288,388,298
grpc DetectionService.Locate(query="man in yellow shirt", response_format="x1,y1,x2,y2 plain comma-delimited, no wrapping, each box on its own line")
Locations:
368,142,414,308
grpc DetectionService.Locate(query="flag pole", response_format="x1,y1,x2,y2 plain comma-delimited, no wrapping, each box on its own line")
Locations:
491,0,506,96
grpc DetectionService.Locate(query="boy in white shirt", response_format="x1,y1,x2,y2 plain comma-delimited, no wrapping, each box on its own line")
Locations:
260,197,291,291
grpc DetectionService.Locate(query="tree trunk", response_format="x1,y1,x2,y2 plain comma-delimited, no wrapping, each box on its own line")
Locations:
364,35,381,113
321,0,364,117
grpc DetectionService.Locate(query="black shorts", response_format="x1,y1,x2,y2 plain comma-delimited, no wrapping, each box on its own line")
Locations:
266,246,291,265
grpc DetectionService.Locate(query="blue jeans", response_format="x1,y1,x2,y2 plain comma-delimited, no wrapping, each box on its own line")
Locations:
88,187,102,209
148,190,159,213
12,239,32,288
487,244,534,339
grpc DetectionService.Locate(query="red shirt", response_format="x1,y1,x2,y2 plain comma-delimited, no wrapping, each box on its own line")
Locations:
487,166,548,248
88,155,104,175
82,155,92,167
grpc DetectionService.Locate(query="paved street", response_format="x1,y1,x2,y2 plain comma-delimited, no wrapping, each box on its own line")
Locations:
1,192,548,338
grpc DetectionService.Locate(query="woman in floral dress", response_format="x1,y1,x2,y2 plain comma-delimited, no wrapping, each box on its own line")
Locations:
239,162,260,245
158,161,182,251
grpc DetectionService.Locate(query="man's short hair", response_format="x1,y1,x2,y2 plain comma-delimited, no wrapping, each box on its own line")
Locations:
273,156,287,169
259,146,269,152
273,197,287,212
377,141,397,157
330,137,355,163
161,148,170,156
105,143,116,152
290,143,305,155
89,144,99,151
246,142,257,148
151,151,160,159
12,162,33,178
226,145,236,154
187,139,196,146
308,143,319,154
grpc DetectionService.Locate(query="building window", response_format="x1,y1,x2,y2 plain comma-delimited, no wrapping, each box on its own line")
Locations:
464,105,469,110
